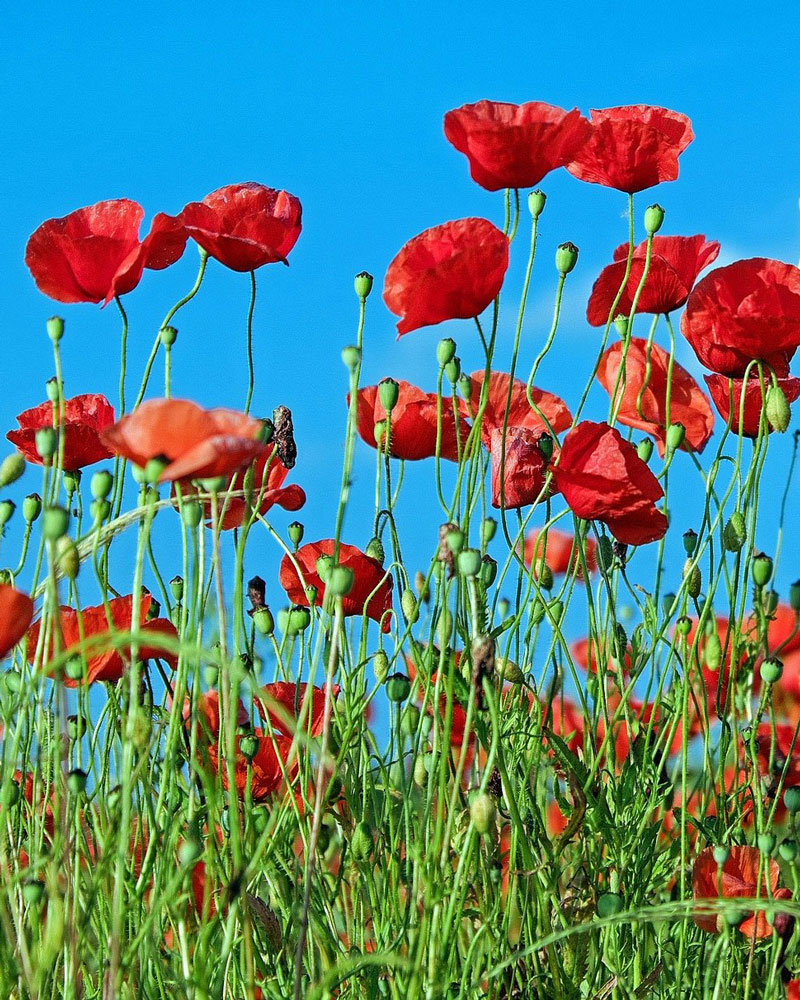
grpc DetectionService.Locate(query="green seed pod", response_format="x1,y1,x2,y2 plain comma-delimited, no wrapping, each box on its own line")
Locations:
22,493,42,523
614,314,629,338
35,427,58,461
62,469,81,496
327,565,355,597
480,555,498,588
470,791,496,835
179,839,203,866
252,606,274,636
636,438,654,463
779,839,798,862
365,536,385,564
683,529,698,556
64,658,84,682
315,554,334,584
444,357,461,385
45,377,60,404
597,535,614,571
67,769,87,795
458,374,473,402
0,501,15,527
413,755,428,788
596,892,624,918
341,345,361,371
785,786,800,814
67,713,86,741
760,657,783,684
281,606,311,636
758,832,776,855
675,615,692,637
723,511,746,552
3,671,21,694
666,422,686,451
644,203,665,235
528,189,547,219
385,672,411,703
354,271,374,300
373,650,390,683
446,529,464,555
90,499,110,523
160,325,178,347
42,505,69,541
22,879,45,905
537,434,554,462
555,241,579,276
378,378,400,414
790,580,800,612
752,552,773,589
457,548,482,578
202,664,218,687
683,559,701,599
305,584,319,606
766,383,791,433
712,845,730,866
400,588,419,624
481,517,497,547
199,475,226,494
763,589,779,616
0,453,25,488
704,632,722,672
170,576,184,602
90,469,114,501
436,337,457,367
437,607,453,647
288,521,304,548
537,564,554,591
47,316,65,343
56,536,80,580
182,502,203,529
350,821,373,861
400,704,421,737
240,734,260,761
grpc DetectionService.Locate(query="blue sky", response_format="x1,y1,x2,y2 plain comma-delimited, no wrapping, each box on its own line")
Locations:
2,2,800,624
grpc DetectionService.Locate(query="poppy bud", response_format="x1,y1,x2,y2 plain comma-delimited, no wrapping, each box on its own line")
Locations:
280,606,311,636
351,821,373,861
67,768,87,794
555,242,579,276
90,469,114,501
182,502,202,529
437,338,457,367
0,501,14,528
327,565,355,597
401,588,419,624
683,559,701,599
46,316,65,343
22,879,45,906
780,839,798,862
63,469,81,495
666,422,686,451
597,535,614,572
35,427,58,461
637,438,653,463
682,529,698,556
498,657,524,683
444,357,461,385
3,670,20,694
457,548,482,578
528,190,547,219
354,271,374,300
0,453,25,488
596,892,624,918
179,839,202,866
766,383,791,433
480,555,497,588
240,734,260,761
470,791,496,835
704,632,722,671
45,377,60,404
373,650,389,683
644,203,665,236
760,657,783,684
22,493,41,523
288,521,304,549
386,673,411,702
366,536,384,563
481,517,497,547
341,345,361,371
763,589,779,616
537,434,554,462
414,571,429,603
758,832,776,855
413,755,428,788
712,845,730,866
791,580,800,612
723,511,746,552
56,536,79,580
252,606,274,636
202,665,218,688
498,597,511,620
537,564,554,591
43,505,69,541
548,599,564,625
373,420,387,447
438,606,453,646
3,780,20,808
675,616,692,637
169,576,184,602
91,499,110,522
378,378,399,414
446,529,465,555
752,552,773,589
401,704,421,737
458,375,473,402
785,787,800,813
160,325,178,347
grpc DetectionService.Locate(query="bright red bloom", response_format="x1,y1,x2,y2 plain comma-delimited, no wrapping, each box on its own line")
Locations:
26,593,178,685
704,372,800,437
597,339,714,456
587,236,719,325
0,586,34,660
567,105,693,193
692,845,788,938
443,100,590,192
524,528,597,578
8,393,115,470
353,380,470,461
682,258,800,376
383,218,509,336
788,982,800,1000
760,603,800,657
553,421,667,546
680,615,754,716
181,183,302,271
570,636,631,676
100,398,267,482
754,723,800,815
489,427,551,509
199,448,305,531
256,682,337,737
25,199,187,305
542,697,585,754
279,540,393,633
461,370,572,448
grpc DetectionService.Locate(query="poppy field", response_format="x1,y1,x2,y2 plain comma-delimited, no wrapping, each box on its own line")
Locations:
3,97,800,999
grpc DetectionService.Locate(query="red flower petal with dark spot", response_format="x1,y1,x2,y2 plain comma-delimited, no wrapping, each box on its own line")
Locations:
704,372,800,437
0,586,34,660
8,393,115,470
489,426,550,509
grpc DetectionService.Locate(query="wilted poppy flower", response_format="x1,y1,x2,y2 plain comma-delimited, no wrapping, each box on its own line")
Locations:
25,199,187,305
181,183,302,271
101,398,267,482
8,393,115,470
567,105,693,193
27,593,178,685
256,681,338,738
524,528,597,578
489,426,551,509
461,370,571,448
682,258,800,377
587,236,720,326
704,373,800,437
443,100,590,191
353,380,470,461
279,540,393,632
553,421,667,545
597,339,714,456
692,845,789,938
196,447,305,530
383,218,509,336
0,585,34,660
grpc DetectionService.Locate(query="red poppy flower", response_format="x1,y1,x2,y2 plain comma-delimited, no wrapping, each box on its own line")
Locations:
489,426,551,509
682,259,800,377
587,236,720,326
8,393,115,470
256,681,337,738
196,448,305,531
754,723,800,816
100,398,267,482
353,380,470,461
570,636,631,676
524,528,597,578
542,697,584,754
0,586,34,660
566,106,693,193
597,339,714,456
26,593,178,685
553,421,667,546
383,218,509,336
461,370,572,448
704,372,800,437
760,603,800,657
443,100,590,192
692,845,788,938
25,199,187,305
788,982,800,1000
279,540,393,632
680,615,753,715
181,183,302,271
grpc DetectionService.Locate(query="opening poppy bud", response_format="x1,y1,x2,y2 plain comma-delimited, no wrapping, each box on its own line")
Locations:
169,576,184,602
457,548,482,578
666,422,686,452
704,632,722,671
791,580,800,612
675,615,692,637
470,791,496,835
386,672,411,703
56,537,80,580
159,325,178,347
458,374,473,402
45,377,60,404
43,505,69,541
67,768,87,795
354,271,373,300
436,338,457,367
480,555,497,588
240,734,260,762
760,657,783,684
683,529,698,556
63,469,81,495
351,821,373,861
378,378,400,415
22,493,41,523
182,502,202,529
752,552,773,589
0,501,14,528
365,536,384,564
327,565,355,597
373,649,390,683
91,499,110,522
35,426,58,461
683,559,701,599
785,787,800,813
723,512,746,552
555,242,579,276
596,892,624,918
537,434,554,462
614,315,629,337
758,832,777,855
528,189,547,219
780,839,798,862
481,518,497,547
0,453,25,488
401,588,419,624
766,383,791,433
636,438,653,463
644,203,665,236
373,420,387,446
22,879,45,906
444,357,461,385
341,345,361,371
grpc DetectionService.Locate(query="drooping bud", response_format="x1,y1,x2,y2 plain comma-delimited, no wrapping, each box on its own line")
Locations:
555,242,579,276
414,571,429,602
597,535,614,571
644,203,665,236
498,657,524,683
350,821,373,861
537,564,554,591
401,588,419,624
373,650,389,683
354,271,374,300
35,427,58,461
666,422,686,452
528,189,547,219
436,338,457,368
378,378,400,414
723,511,746,552
766,383,791,433
46,316,65,343
0,453,25,488
288,521,304,549
22,493,41,523
704,632,722,671
752,552,774,589
480,555,497,588
637,438,653,463
365,536,384,563
0,501,15,528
